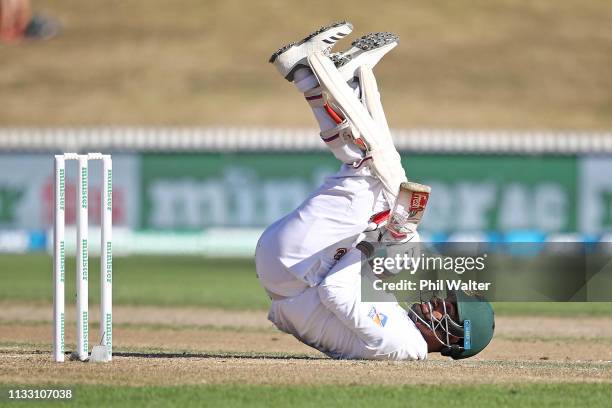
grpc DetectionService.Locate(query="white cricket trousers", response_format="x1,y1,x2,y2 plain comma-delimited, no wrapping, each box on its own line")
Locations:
255,164,427,360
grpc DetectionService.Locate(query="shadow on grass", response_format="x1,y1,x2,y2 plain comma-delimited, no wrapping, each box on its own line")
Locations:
1,346,328,361
112,351,328,360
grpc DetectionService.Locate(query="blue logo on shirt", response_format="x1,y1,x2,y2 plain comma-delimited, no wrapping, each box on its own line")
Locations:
368,306,388,327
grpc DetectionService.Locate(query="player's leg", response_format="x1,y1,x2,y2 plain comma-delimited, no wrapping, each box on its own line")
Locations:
270,26,399,166
258,27,404,298
308,49,406,206
270,22,363,164
259,83,430,292
301,33,400,165
256,164,386,297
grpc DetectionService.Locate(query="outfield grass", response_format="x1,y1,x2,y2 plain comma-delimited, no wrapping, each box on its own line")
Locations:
1,254,610,316
0,254,268,310
2,384,611,408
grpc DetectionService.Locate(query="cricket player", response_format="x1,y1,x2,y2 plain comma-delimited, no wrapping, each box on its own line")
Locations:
256,22,495,360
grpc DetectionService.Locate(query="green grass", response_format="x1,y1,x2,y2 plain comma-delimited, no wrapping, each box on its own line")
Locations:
0,254,268,310
1,384,611,408
1,254,610,315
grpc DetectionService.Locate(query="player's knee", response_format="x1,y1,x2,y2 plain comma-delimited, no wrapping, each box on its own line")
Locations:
255,229,282,278
254,232,267,264
255,224,280,261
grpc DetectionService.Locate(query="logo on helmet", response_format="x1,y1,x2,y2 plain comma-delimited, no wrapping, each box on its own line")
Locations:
463,319,472,350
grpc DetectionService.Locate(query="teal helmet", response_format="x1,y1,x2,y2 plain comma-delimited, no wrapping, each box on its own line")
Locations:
409,290,495,360
443,290,495,359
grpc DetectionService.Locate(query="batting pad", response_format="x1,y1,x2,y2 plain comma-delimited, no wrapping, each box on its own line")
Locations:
357,65,392,140
308,52,407,202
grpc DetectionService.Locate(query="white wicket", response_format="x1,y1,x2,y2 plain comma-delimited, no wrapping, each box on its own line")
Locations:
53,153,112,362
53,156,65,362
101,156,113,358
76,155,88,361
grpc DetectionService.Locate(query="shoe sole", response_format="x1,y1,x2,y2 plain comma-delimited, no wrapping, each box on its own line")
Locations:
268,21,353,64
331,32,399,68
353,32,398,51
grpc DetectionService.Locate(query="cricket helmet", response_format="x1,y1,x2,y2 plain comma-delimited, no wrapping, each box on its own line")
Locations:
409,290,495,360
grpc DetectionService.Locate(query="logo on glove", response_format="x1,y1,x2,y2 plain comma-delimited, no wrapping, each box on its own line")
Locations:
410,192,429,211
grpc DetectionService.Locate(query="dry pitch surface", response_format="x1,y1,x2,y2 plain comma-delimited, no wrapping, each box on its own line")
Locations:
1,304,611,387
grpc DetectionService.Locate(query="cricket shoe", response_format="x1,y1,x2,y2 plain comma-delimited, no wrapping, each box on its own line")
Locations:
330,32,399,82
269,21,353,82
